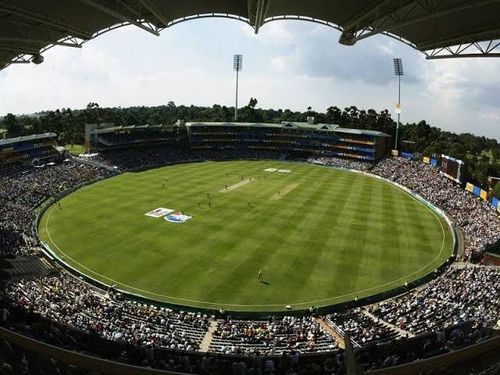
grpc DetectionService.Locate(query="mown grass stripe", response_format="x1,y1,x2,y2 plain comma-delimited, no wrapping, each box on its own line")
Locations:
39,161,454,311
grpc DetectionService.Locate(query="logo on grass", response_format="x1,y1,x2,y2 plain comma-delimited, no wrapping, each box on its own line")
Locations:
145,208,174,218
165,211,192,224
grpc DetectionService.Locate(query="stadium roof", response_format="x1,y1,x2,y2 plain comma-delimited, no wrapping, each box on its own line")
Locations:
0,132,56,146
91,124,174,134
335,128,391,138
187,121,390,137
1,0,500,71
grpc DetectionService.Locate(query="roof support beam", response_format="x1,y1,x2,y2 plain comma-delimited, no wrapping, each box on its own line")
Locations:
419,26,500,50
357,0,500,41
0,37,82,48
424,39,500,59
136,0,169,27
341,0,398,33
427,52,500,59
9,58,31,64
248,0,272,33
78,0,160,36
0,2,93,39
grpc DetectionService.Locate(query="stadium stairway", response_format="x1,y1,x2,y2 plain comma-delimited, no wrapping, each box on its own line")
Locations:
361,308,414,338
315,317,346,349
199,320,218,352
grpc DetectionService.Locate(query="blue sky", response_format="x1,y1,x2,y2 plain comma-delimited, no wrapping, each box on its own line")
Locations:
0,18,499,140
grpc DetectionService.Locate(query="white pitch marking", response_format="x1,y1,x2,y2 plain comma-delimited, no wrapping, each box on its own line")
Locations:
269,183,299,201
219,178,253,193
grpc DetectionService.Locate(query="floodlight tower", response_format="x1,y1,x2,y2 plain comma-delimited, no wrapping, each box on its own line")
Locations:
233,54,243,121
393,58,404,151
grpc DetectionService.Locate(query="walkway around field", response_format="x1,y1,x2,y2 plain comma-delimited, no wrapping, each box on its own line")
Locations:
269,183,300,200
199,320,218,352
219,178,253,193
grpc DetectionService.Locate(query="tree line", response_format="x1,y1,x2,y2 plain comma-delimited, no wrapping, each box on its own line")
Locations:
1,100,500,193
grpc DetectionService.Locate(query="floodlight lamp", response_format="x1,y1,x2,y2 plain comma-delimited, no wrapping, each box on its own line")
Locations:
338,31,357,46
233,54,243,72
31,54,44,65
393,58,404,76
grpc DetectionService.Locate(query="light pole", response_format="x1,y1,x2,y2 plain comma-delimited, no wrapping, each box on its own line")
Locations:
233,54,243,121
393,58,404,151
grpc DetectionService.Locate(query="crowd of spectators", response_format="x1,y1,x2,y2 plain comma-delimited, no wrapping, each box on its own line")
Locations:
94,145,194,171
94,145,286,172
0,152,499,374
325,309,400,347
95,144,375,174
210,316,336,355
308,157,372,171
6,274,210,352
0,228,29,257
1,280,345,374
0,160,111,256
370,266,500,335
356,322,493,371
5,264,495,371
371,157,500,258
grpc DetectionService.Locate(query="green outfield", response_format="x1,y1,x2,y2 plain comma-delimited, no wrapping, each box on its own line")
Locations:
38,160,454,311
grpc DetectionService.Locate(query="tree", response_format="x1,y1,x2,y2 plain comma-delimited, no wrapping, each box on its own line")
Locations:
326,106,342,124
3,113,24,137
248,98,258,108
2,101,500,187
85,102,100,125
238,98,263,122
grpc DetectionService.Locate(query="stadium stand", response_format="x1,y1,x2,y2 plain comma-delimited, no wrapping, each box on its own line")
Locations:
0,138,499,374
90,125,189,151
355,322,496,372
0,133,61,167
187,122,389,163
370,266,499,336
308,156,372,171
89,122,390,165
325,309,402,348
0,159,112,236
6,275,210,352
209,316,337,355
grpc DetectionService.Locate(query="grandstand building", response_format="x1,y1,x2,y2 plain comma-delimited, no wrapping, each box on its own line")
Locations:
87,124,189,151
89,122,390,163
0,133,60,166
189,122,390,163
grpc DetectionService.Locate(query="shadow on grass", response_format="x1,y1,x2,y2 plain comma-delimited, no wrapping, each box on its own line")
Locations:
259,280,271,286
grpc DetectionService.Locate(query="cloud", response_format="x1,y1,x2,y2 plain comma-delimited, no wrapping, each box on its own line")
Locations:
239,23,257,39
470,83,500,109
420,58,500,131
255,23,425,86
242,21,295,44
261,21,294,42
270,56,288,72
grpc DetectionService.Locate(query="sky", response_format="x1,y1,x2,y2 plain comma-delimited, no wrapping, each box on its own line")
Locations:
0,18,499,140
